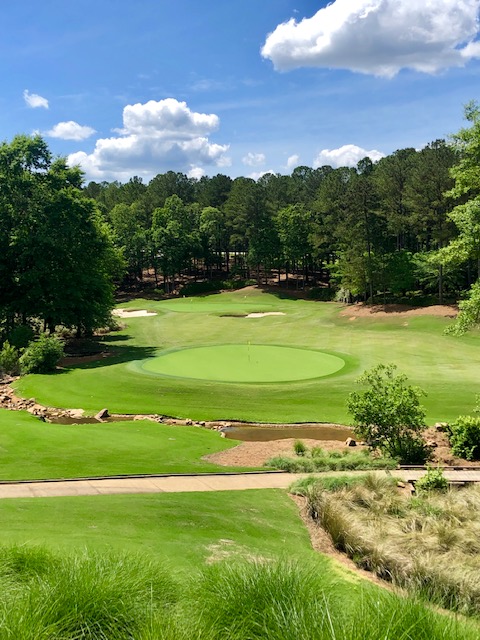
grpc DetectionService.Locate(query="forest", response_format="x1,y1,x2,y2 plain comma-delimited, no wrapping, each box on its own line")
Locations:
2,104,480,338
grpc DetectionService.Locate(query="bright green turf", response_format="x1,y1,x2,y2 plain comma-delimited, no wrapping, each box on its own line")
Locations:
141,344,345,382
15,288,480,424
0,409,248,480
0,490,327,573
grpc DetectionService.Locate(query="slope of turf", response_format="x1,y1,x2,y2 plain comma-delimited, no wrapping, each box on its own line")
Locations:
0,490,318,571
15,288,480,424
0,409,246,480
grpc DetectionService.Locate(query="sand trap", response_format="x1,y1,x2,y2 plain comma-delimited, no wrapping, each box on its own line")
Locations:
113,309,157,318
245,312,286,318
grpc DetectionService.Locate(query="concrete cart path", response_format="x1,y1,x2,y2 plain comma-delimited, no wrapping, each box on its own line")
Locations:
0,469,477,499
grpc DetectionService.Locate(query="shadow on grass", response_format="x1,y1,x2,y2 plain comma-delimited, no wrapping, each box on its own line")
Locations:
57,344,158,373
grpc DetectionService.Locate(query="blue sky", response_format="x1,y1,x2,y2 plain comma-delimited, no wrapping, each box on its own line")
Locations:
2,0,480,182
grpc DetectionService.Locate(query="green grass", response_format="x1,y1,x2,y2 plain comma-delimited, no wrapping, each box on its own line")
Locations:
0,409,248,480
0,494,477,639
0,490,319,570
14,288,480,423
141,344,345,382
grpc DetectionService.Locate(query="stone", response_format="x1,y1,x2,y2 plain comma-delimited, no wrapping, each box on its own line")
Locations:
434,422,448,432
95,408,109,420
185,419,193,425
198,421,206,427
345,437,357,447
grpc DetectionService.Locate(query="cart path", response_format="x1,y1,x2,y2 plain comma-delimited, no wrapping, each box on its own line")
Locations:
0,469,479,499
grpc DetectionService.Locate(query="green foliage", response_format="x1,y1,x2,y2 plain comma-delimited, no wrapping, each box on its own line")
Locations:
293,439,307,456
7,325,35,349
415,467,449,494
266,449,397,473
445,280,480,335
0,341,20,376
448,414,480,460
347,364,430,464
306,287,336,301
19,334,64,374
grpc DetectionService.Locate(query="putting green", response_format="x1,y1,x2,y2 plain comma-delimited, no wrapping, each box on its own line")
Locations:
141,345,345,383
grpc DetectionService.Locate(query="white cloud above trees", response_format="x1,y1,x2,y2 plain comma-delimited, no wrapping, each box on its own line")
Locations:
286,154,300,170
68,98,230,181
23,89,49,109
262,0,480,77
242,152,266,167
314,144,385,168
45,121,96,141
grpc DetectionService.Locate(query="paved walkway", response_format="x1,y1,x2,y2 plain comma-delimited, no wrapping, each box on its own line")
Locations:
0,469,478,499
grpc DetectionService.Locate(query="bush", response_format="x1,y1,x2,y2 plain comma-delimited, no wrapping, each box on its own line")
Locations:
347,364,431,464
307,287,336,301
448,415,480,460
8,324,35,349
293,440,307,456
19,334,64,374
0,341,20,376
415,467,449,494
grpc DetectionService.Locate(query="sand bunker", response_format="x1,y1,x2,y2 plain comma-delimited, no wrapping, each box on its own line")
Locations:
245,312,286,318
113,309,157,318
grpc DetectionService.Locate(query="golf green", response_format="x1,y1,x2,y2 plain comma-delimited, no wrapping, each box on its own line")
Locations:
141,344,346,383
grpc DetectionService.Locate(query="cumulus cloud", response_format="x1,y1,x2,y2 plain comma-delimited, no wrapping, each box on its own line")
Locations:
68,98,230,181
314,144,385,168
242,152,266,167
45,121,96,141
286,154,300,170
23,89,49,109
250,169,276,181
262,0,480,77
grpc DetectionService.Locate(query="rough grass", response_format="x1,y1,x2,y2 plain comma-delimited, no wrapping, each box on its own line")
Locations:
303,475,480,616
266,444,398,472
0,548,476,640
14,289,480,423
0,409,248,480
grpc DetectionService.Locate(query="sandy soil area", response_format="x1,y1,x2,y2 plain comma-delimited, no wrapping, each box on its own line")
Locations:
203,437,353,467
113,309,157,318
339,304,458,319
246,312,286,318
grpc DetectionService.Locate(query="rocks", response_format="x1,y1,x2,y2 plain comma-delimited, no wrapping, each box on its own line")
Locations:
185,419,193,425
95,408,109,421
435,422,449,432
345,437,357,447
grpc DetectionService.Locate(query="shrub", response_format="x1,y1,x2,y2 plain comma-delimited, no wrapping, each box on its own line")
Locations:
347,364,431,464
0,341,20,376
307,287,336,301
19,334,64,374
293,440,307,456
8,324,35,349
448,415,480,460
415,467,449,494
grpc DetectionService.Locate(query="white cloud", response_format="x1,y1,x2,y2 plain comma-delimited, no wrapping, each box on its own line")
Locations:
314,144,385,168
188,166,205,180
68,98,230,181
45,121,96,141
286,154,300,170
250,169,276,181
262,0,480,77
242,152,266,167
23,89,49,109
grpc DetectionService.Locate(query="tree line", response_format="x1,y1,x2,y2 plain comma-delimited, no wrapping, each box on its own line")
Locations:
2,103,480,341
85,139,465,303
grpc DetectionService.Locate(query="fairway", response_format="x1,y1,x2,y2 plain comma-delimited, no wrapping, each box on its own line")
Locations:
141,344,345,382
14,288,480,424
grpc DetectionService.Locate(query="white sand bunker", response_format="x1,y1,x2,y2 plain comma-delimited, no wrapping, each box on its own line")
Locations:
246,312,286,318
113,309,157,318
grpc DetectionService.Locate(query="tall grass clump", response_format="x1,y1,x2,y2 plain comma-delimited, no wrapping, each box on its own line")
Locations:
303,476,480,616
0,548,177,640
267,445,397,472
